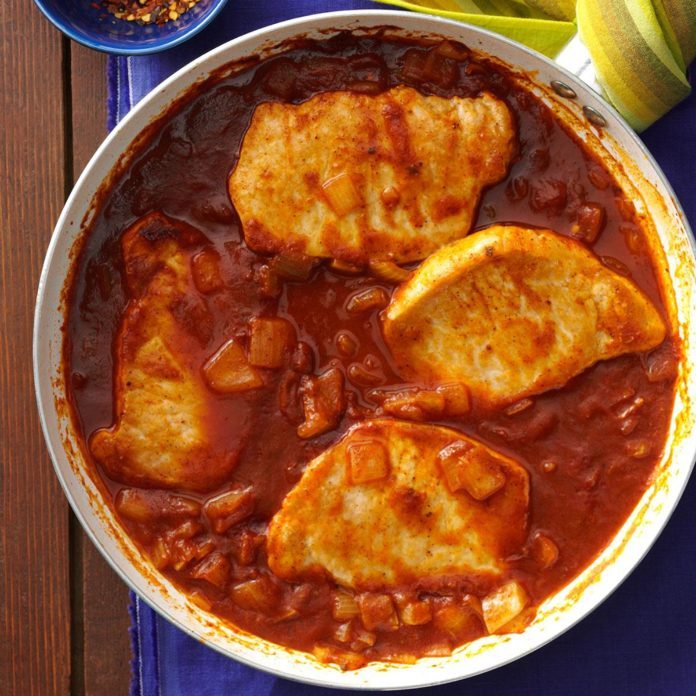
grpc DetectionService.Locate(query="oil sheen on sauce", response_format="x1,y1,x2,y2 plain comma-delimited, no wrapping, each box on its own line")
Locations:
64,33,679,664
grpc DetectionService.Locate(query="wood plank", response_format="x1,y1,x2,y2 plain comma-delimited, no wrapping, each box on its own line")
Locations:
0,4,71,696
79,537,133,696
71,44,109,178
69,43,133,696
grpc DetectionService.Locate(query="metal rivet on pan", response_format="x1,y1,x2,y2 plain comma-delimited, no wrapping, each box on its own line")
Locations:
550,80,577,99
583,105,608,128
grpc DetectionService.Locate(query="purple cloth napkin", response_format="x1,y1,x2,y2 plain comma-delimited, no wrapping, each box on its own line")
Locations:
110,5,696,694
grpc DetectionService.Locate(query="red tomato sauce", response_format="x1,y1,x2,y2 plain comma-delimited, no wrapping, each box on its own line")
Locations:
64,32,678,667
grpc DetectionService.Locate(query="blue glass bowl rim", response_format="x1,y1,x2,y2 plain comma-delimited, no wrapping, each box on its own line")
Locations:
32,0,230,55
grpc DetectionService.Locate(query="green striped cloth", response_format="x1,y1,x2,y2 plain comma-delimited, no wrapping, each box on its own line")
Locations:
374,0,695,131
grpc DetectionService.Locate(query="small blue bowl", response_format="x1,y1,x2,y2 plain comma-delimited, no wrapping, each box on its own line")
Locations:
33,0,229,55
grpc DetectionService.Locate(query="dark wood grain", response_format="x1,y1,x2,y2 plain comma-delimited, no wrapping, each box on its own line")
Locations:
71,43,109,178
79,537,133,696
70,42,133,696
0,4,71,695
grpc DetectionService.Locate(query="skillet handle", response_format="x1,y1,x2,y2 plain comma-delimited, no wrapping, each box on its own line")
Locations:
552,34,614,127
553,34,602,96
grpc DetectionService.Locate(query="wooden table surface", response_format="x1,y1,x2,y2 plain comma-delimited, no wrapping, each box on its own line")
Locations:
1,3,132,694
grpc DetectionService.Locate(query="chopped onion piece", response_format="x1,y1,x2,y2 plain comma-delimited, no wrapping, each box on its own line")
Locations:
382,388,445,421
191,248,224,294
190,551,231,589
270,253,316,280
334,622,353,643
504,398,534,416
347,362,384,387
382,651,418,665
394,594,432,626
273,607,300,623
482,581,529,634
249,317,295,369
422,642,453,657
345,287,389,315
572,202,605,243
358,593,399,632
435,39,470,60
204,486,255,533
170,519,203,540
170,538,198,571
322,172,362,216
529,532,559,569
600,255,630,276
368,259,411,284
626,439,651,459
645,346,678,383
150,537,171,570
335,331,359,358
347,440,390,484
255,264,281,298
231,529,264,566
203,339,263,393
189,589,213,612
115,488,201,523
329,258,363,275
352,625,377,648
313,644,366,670
347,80,382,95
436,383,471,416
231,576,279,614
332,591,360,621
433,598,481,638
438,441,507,500
291,341,315,374
191,538,215,562
614,396,645,420
401,49,427,81
421,50,457,86
297,368,346,439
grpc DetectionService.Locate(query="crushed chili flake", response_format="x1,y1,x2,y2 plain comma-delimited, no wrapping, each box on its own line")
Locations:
99,0,201,25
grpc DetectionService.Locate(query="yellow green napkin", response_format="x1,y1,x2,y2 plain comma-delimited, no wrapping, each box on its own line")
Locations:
374,0,695,131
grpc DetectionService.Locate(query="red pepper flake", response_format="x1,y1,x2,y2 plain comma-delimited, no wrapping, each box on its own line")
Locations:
99,0,202,25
